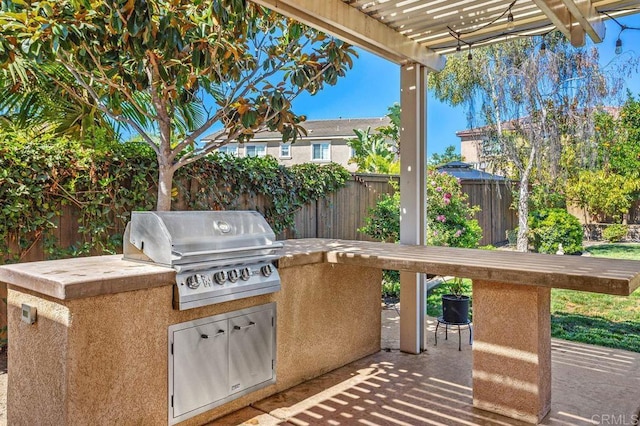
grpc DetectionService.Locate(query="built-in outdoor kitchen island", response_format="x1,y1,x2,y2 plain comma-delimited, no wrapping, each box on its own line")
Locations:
1,236,639,425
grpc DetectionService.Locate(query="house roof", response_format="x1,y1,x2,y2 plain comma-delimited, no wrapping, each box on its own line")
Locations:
204,117,391,142
436,161,507,181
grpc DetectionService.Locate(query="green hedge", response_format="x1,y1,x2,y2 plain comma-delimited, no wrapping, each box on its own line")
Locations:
0,130,350,263
529,209,584,255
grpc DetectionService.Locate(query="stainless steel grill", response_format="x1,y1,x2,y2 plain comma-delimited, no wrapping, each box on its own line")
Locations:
123,211,283,310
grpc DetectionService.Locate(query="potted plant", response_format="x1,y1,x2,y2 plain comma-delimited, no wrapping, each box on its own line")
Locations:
441,277,470,324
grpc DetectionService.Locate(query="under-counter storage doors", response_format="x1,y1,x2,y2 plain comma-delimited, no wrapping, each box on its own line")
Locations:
229,307,274,395
172,319,229,418
168,303,276,425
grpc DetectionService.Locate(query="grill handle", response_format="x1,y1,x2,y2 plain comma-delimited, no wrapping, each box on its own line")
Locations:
172,243,284,257
234,321,256,331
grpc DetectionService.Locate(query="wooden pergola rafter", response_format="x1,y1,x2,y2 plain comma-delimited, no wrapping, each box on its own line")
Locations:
253,0,638,71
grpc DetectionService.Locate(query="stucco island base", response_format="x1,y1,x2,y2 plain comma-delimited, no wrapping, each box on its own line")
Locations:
472,280,552,423
4,239,640,425
5,260,381,426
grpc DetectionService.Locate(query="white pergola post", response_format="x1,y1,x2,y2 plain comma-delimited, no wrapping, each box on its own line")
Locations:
399,63,428,354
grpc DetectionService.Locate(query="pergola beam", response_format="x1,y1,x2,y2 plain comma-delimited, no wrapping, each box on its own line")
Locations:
251,0,446,71
531,0,584,45
532,0,605,46
561,0,606,43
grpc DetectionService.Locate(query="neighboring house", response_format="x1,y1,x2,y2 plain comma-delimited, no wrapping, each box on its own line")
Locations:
457,106,620,175
204,117,391,172
456,125,511,176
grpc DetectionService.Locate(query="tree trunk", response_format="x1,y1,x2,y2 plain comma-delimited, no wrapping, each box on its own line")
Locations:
516,177,530,252
516,146,536,252
156,163,174,211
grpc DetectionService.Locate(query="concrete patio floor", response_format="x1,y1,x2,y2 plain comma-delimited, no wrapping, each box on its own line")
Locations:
215,304,640,426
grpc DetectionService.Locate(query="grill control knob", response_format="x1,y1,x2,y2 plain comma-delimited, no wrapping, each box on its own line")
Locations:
213,271,227,285
228,269,239,283
240,267,251,281
260,264,273,277
186,275,201,289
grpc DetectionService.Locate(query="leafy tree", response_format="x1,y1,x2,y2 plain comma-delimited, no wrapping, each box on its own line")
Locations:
347,127,398,174
598,93,640,178
0,60,119,140
347,104,400,174
428,145,463,166
429,33,630,251
0,1,356,210
565,170,639,223
377,103,400,154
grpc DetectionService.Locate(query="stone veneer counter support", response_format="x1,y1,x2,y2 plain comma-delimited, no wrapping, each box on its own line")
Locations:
2,238,640,424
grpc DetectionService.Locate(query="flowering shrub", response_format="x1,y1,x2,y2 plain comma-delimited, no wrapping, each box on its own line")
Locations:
427,170,482,248
360,170,482,249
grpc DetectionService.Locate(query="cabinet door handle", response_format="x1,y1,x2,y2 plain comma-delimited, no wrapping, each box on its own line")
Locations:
201,330,225,339
234,321,256,330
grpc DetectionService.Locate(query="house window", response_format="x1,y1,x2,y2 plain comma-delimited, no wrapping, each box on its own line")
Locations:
311,143,330,161
245,144,266,157
280,143,291,159
481,138,501,157
217,144,238,156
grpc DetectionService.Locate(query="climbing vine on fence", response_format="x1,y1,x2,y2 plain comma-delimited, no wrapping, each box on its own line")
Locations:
0,130,350,263
176,154,350,234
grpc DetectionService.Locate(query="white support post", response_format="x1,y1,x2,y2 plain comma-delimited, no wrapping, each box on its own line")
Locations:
399,63,427,354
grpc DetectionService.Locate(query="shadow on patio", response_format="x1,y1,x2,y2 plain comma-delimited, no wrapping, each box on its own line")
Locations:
216,307,640,426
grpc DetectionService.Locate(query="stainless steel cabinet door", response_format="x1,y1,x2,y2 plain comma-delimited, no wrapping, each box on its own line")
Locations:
228,308,274,394
171,319,228,418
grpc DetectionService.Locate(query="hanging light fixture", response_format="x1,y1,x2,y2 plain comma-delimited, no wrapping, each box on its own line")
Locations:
539,33,547,54
615,37,623,54
506,8,515,30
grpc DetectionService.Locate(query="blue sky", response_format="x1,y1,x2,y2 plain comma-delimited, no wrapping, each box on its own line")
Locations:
291,14,640,158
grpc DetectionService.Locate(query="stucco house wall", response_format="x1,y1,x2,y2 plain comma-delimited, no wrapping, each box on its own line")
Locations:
204,117,391,172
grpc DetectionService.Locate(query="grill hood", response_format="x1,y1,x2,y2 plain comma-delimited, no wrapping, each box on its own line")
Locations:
123,211,283,268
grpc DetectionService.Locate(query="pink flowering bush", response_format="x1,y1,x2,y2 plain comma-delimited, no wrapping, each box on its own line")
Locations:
427,170,482,248
360,170,482,249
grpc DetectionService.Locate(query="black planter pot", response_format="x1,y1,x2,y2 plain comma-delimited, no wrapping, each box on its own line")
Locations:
441,294,470,324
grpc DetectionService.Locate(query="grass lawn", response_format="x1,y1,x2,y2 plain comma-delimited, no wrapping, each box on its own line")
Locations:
424,243,640,352
550,243,640,352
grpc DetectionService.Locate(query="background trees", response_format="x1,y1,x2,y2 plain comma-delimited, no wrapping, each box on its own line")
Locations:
0,0,356,210
428,145,463,166
347,104,400,174
429,33,632,251
565,94,640,223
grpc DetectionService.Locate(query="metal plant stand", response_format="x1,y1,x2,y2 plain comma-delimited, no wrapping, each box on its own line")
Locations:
434,317,473,351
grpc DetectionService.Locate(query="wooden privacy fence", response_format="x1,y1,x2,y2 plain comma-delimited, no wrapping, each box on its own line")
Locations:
3,174,516,263
285,174,516,247
461,180,517,246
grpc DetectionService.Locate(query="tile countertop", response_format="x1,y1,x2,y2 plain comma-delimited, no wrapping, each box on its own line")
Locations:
2,238,639,301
